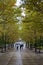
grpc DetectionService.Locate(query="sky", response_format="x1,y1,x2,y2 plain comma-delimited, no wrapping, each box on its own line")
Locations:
15,0,25,17
15,0,24,7
15,0,26,26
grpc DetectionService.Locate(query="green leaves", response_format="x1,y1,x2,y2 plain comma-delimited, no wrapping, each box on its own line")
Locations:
22,0,43,13
0,0,19,45
0,0,43,45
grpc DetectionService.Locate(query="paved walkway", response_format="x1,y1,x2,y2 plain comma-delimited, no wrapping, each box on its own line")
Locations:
0,48,43,65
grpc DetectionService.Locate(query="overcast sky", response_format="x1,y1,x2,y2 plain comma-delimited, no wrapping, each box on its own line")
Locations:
15,0,24,7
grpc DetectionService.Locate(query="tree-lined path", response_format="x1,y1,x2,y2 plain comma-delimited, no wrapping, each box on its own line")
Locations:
0,48,43,65
0,0,43,65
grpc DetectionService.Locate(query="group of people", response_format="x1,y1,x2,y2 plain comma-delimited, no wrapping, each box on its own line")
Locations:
16,44,24,51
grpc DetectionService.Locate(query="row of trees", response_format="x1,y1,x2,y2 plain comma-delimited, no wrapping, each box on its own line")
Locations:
20,0,43,53
0,0,22,52
0,0,43,53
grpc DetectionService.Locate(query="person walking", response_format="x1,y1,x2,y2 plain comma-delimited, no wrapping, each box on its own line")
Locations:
17,46,18,50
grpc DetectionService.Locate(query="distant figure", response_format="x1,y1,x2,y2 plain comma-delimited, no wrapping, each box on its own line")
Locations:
20,44,23,50
17,46,19,50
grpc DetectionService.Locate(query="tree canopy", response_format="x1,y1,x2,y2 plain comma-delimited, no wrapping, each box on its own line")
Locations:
0,0,43,49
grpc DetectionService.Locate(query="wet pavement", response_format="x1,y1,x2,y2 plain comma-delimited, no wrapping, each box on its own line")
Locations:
0,48,43,65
